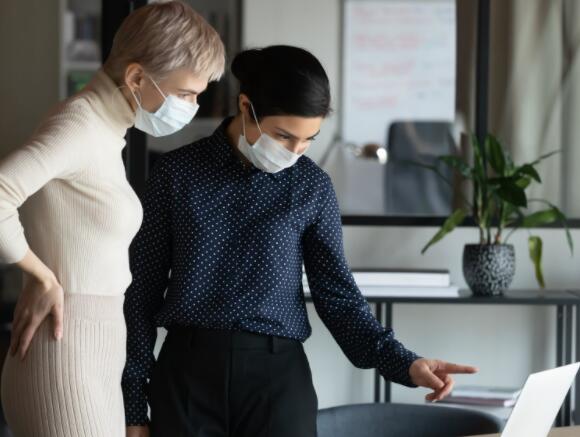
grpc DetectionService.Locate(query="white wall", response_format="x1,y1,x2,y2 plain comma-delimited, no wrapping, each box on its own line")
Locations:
243,0,580,410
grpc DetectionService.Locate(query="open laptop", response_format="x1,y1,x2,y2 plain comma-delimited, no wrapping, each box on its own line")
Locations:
500,362,580,436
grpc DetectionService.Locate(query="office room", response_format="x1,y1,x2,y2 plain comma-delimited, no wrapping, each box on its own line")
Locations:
0,0,579,436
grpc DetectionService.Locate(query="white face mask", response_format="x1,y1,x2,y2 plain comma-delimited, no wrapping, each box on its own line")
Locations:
130,76,199,137
237,103,302,173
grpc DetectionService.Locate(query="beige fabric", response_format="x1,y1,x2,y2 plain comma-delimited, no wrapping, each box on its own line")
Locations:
0,70,143,435
1,294,127,437
0,69,143,295
489,0,580,216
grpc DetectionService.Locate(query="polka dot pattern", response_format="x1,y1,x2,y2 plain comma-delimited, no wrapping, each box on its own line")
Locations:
121,118,419,426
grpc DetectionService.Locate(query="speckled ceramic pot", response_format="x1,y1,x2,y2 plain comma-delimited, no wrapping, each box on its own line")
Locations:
463,244,515,296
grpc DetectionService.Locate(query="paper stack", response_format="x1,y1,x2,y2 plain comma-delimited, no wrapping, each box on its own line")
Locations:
302,268,460,298
438,386,522,408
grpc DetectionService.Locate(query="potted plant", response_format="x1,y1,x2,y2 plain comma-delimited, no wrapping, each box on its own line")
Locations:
418,134,573,296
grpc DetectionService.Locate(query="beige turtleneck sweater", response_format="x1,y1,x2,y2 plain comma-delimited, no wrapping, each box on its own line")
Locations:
0,70,143,296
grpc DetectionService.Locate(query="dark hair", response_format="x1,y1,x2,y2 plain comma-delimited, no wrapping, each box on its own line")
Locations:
231,45,331,119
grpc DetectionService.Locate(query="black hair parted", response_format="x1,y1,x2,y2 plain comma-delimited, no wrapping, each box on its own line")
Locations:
231,45,332,119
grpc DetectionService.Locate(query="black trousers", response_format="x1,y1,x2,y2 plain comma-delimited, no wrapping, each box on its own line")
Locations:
148,327,318,437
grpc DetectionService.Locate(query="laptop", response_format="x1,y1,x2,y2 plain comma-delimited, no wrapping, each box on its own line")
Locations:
501,362,580,436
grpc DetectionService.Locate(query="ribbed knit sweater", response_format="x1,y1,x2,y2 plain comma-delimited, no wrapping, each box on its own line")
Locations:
0,69,143,296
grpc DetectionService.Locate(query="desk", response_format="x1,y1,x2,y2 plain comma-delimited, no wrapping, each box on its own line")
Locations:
469,425,580,436
366,289,580,427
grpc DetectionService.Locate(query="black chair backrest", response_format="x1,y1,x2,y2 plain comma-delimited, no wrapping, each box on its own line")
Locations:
317,403,504,437
385,121,457,215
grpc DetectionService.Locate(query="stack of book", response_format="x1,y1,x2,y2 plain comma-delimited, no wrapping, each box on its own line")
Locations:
438,386,522,408
302,268,460,298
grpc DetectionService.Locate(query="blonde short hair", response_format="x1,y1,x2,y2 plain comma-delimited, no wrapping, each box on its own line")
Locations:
104,0,225,83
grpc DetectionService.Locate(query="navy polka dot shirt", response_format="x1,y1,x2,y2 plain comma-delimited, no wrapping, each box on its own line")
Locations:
122,118,419,425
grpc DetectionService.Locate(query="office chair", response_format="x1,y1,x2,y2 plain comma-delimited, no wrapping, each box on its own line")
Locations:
385,121,459,216
317,403,504,437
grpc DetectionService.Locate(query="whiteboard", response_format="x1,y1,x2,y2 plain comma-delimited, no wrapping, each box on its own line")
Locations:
341,0,456,145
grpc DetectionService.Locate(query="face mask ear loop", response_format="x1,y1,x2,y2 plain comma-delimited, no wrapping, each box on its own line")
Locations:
128,87,143,109
249,102,263,136
242,110,248,138
148,74,168,100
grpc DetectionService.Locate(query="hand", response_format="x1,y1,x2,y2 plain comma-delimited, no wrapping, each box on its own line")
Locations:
126,426,150,437
409,358,478,402
10,272,64,360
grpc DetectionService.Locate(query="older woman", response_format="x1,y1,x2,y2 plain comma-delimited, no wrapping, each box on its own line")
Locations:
0,2,224,436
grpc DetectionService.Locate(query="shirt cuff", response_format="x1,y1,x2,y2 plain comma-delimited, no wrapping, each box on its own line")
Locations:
378,341,421,387
122,378,149,426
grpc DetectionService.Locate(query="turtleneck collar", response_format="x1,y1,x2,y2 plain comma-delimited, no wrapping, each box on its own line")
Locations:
83,69,136,137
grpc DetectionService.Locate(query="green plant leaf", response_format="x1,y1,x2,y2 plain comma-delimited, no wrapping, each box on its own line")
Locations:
515,177,532,189
421,209,466,254
504,152,515,175
501,202,518,224
528,236,545,288
488,175,531,190
503,208,526,243
471,135,489,231
527,200,574,255
529,150,560,166
438,155,472,178
552,206,574,255
496,179,528,208
521,208,560,228
516,164,541,183
486,135,506,176
542,203,574,254
487,176,504,187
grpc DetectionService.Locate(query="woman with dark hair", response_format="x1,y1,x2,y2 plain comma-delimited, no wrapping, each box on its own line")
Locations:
123,45,477,437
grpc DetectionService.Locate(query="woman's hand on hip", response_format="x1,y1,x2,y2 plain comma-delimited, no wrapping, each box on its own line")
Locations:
409,358,478,402
10,270,64,360
126,426,150,437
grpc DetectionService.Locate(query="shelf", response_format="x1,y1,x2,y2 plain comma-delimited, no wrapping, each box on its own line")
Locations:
59,0,102,98
304,289,580,305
